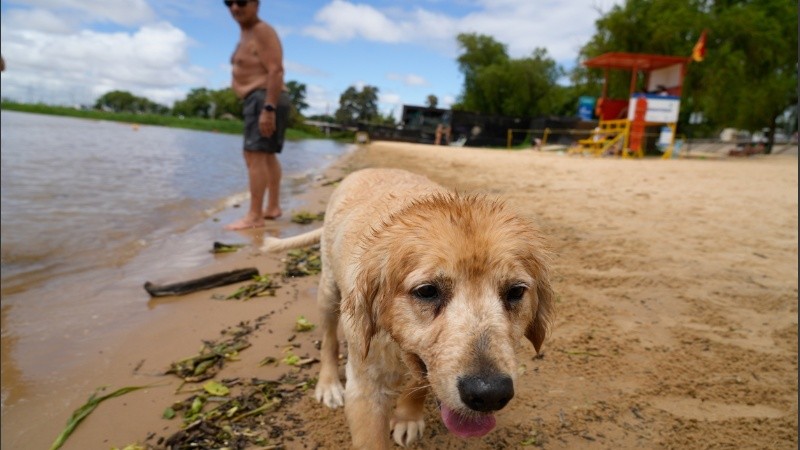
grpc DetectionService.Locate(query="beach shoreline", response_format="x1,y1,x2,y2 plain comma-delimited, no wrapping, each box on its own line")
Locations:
2,142,797,449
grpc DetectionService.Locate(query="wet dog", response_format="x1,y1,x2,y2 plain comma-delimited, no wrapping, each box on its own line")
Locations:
262,168,554,449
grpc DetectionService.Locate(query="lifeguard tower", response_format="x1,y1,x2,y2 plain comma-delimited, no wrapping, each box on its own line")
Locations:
578,52,690,157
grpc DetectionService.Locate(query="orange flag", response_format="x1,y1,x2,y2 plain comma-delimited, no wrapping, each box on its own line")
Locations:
692,30,707,62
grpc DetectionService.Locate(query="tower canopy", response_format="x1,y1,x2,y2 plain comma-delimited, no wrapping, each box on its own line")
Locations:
583,52,690,71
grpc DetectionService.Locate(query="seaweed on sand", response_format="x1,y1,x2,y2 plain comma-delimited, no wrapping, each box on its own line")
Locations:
224,274,280,300
211,242,247,254
160,374,317,450
282,245,322,277
165,323,255,382
290,211,325,225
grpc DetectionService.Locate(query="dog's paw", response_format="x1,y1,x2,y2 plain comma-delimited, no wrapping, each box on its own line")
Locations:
315,379,345,409
390,417,425,447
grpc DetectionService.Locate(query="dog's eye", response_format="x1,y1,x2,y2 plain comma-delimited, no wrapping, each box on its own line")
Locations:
504,284,527,303
412,284,440,302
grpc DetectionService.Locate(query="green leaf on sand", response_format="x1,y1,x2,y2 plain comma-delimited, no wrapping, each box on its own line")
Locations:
162,406,176,420
203,380,230,396
282,352,301,366
50,385,148,450
295,315,315,332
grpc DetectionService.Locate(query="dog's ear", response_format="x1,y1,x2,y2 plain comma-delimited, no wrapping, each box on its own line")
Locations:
519,236,555,353
349,254,383,360
526,274,555,354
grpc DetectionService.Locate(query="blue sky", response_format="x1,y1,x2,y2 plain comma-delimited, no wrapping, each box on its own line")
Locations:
0,0,623,118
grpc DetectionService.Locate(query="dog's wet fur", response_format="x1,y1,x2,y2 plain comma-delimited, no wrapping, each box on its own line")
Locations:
262,168,554,448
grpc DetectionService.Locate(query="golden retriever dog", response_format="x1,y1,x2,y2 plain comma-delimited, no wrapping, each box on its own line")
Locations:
262,168,554,449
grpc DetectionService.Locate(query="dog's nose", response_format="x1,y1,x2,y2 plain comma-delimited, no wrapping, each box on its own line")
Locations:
457,374,514,412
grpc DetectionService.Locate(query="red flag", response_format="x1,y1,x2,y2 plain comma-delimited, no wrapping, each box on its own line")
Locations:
692,30,707,62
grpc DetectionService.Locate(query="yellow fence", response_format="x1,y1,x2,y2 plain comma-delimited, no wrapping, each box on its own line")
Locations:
506,121,682,159
572,119,631,156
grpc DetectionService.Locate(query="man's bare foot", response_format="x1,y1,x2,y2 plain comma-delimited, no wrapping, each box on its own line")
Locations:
225,217,265,230
263,209,282,220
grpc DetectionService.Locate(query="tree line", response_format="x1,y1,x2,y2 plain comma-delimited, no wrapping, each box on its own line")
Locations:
94,0,796,144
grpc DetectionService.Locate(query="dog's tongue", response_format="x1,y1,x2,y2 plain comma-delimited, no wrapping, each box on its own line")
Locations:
440,404,496,438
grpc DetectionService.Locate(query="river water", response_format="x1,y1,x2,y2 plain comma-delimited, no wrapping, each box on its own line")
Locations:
0,110,351,410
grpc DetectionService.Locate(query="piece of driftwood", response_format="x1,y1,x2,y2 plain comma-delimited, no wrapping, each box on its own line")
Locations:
144,267,259,297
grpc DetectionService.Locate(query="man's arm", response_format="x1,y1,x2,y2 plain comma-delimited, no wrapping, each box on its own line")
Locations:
254,22,284,111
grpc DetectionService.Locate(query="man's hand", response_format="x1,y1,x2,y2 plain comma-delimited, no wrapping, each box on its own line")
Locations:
259,110,276,137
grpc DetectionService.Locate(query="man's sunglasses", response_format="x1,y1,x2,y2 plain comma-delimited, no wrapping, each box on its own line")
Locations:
224,0,254,7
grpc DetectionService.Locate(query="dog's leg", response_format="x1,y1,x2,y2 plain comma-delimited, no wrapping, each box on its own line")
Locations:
315,272,345,408
390,378,428,447
345,359,393,450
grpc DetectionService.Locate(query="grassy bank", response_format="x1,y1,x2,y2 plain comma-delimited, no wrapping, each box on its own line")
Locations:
0,101,341,140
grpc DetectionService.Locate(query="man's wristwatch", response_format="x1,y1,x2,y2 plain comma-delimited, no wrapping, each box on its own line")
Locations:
263,104,276,113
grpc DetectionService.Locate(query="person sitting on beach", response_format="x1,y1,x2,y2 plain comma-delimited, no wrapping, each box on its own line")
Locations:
592,126,606,142
435,111,452,145
225,0,291,230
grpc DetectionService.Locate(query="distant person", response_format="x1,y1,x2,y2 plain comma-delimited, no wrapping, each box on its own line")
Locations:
1,55,5,72
651,84,669,96
225,0,291,230
435,111,452,145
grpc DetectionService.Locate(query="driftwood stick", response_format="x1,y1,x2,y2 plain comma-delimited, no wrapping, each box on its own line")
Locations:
144,267,259,297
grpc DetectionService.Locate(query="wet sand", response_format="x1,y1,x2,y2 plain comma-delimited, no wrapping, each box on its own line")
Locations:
2,141,797,449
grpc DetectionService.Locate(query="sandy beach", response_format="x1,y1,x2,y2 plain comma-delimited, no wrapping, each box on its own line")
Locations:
2,141,797,449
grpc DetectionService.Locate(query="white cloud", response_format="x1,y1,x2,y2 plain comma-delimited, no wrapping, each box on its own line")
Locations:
458,0,622,63
387,73,429,87
285,60,330,79
12,0,156,26
377,91,404,121
379,92,402,105
304,84,338,117
1,8,75,34
0,18,205,106
302,0,623,64
303,0,405,42
441,94,456,108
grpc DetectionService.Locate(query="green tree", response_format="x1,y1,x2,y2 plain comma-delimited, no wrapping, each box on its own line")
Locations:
334,85,379,125
173,88,214,118
375,109,398,126
94,90,167,113
95,90,137,111
697,0,797,150
576,0,797,148
426,94,438,108
286,81,309,114
453,34,564,117
454,33,510,113
285,80,310,128
209,88,242,119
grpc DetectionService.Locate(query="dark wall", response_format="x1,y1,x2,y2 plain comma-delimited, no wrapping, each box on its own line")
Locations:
366,105,601,148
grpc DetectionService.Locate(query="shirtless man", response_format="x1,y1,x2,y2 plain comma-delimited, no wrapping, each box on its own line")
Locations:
225,0,290,230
